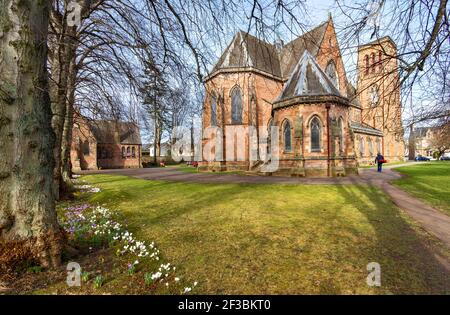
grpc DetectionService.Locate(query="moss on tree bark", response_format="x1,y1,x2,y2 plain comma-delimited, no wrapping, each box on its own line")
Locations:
0,0,62,268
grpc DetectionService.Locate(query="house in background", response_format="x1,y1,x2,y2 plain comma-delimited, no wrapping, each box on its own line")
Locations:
148,142,171,157
412,127,436,157
141,141,195,165
409,126,449,158
71,116,142,171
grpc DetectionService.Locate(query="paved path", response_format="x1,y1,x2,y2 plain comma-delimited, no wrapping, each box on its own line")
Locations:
80,162,450,249
376,180,450,248
80,164,403,185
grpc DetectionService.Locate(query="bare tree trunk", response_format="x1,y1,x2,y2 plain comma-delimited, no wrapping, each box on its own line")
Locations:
408,124,416,160
60,54,77,191
190,121,195,160
51,22,77,200
153,110,158,164
0,0,62,268
156,125,161,157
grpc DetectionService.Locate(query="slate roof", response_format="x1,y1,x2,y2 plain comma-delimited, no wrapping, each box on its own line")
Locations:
89,120,142,145
346,83,362,108
209,21,329,80
276,50,341,102
211,31,282,77
350,121,383,137
279,22,328,78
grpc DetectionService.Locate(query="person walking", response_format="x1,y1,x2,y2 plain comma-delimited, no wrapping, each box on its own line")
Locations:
375,153,385,172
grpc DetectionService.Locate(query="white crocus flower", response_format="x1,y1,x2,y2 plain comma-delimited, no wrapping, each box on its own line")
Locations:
183,287,192,293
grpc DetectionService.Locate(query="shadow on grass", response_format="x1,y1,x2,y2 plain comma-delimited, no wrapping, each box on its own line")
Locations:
335,180,450,294
87,176,246,228
81,174,450,294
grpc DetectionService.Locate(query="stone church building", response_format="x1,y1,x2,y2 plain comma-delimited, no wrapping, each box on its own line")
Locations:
200,16,405,177
71,115,142,171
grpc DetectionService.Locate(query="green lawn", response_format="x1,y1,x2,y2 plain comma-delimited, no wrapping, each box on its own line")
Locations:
49,174,450,294
393,162,450,216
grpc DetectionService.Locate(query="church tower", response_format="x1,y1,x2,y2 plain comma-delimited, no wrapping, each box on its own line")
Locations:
357,37,405,160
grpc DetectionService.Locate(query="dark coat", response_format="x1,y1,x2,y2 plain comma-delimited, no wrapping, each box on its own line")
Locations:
375,154,384,164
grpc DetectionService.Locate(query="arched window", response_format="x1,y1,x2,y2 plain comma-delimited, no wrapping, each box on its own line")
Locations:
371,53,376,73
82,140,90,156
231,86,242,124
359,138,365,157
338,118,344,153
210,94,217,126
365,55,370,75
378,51,383,72
267,119,273,132
376,138,382,154
132,146,136,158
311,117,321,152
325,60,339,89
267,119,273,154
126,146,131,158
283,120,292,152
98,146,107,159
122,146,126,159
368,138,373,156
369,85,379,107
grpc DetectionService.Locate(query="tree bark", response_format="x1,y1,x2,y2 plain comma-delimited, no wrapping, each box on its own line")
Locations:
154,118,162,164
408,124,416,160
60,54,77,191
50,16,77,200
0,0,62,268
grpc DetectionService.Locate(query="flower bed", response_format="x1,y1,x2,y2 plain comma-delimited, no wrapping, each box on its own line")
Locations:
57,178,197,294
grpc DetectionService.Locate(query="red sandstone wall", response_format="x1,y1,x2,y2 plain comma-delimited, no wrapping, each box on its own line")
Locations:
97,144,141,169
315,18,349,97
202,71,283,169
71,116,142,171
357,38,405,161
272,102,357,176
71,117,98,171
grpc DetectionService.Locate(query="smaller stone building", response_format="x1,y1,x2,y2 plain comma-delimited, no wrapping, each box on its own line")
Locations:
71,116,142,171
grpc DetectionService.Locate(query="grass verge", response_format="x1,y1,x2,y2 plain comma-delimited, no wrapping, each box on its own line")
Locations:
45,175,450,294
393,161,450,216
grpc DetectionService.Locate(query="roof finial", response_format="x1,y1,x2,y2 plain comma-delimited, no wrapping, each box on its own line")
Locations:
274,33,284,53
328,12,333,21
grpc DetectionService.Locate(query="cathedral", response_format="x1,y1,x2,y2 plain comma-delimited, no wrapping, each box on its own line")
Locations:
199,16,405,177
